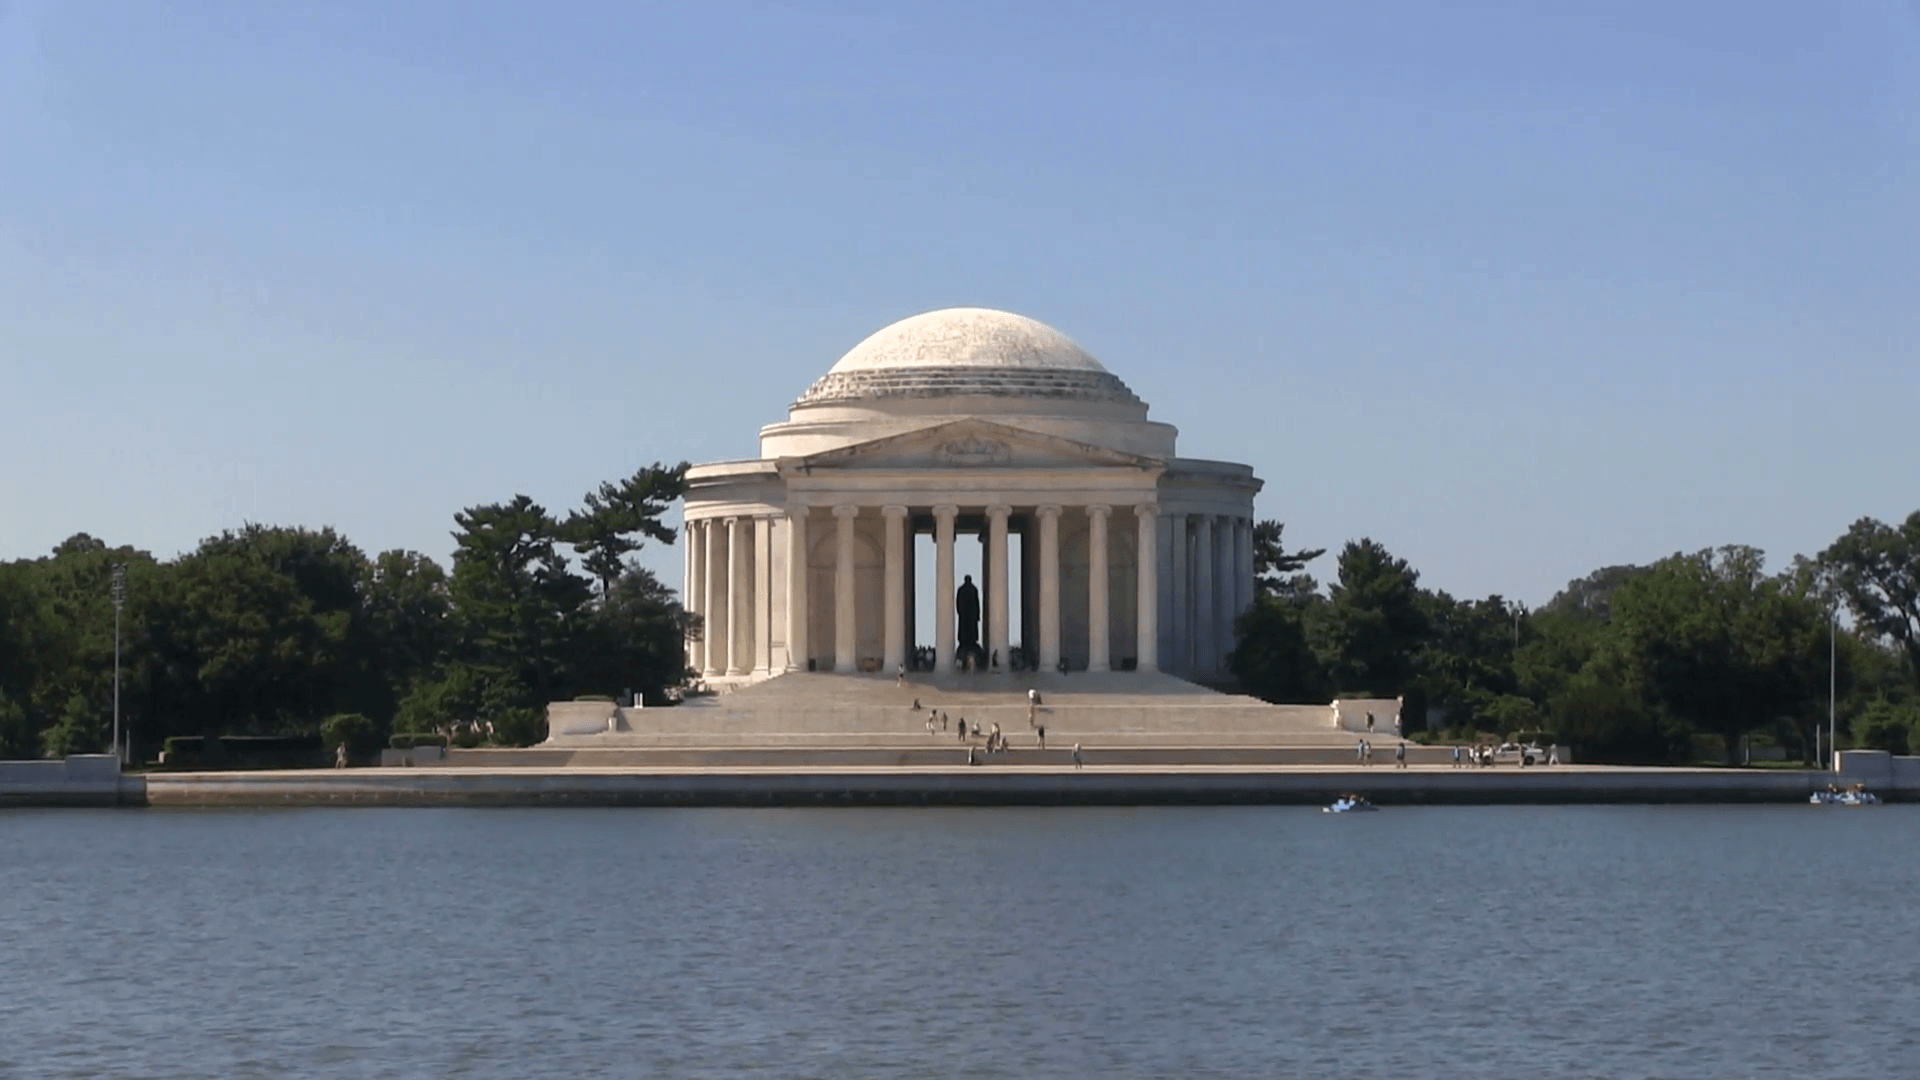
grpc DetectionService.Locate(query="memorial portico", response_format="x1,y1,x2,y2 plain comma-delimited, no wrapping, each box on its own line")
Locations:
682,308,1261,683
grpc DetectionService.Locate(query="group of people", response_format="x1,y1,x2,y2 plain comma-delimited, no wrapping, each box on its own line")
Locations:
1352,739,1410,768
918,689,1081,767
1447,743,1557,767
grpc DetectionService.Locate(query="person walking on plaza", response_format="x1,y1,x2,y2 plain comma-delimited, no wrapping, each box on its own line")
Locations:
1072,743,1083,769
1451,744,1462,769
1366,711,1376,735
1037,724,1046,750
1395,741,1407,769
941,711,949,732
897,664,906,687
334,742,348,769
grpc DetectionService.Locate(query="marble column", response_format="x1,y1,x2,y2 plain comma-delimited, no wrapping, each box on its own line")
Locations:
704,515,727,678
1037,504,1062,673
1135,503,1158,673
882,505,908,675
728,516,751,677
1086,504,1111,672
1216,516,1236,671
833,504,858,673
933,505,957,674
1238,517,1255,617
685,518,704,675
1168,514,1188,673
1193,514,1215,677
785,507,807,671
754,515,773,674
987,503,1010,673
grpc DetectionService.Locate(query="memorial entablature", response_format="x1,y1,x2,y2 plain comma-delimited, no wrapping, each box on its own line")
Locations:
682,307,1261,683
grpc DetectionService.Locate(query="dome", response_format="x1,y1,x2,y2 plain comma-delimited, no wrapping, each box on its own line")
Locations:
827,308,1108,374
796,307,1142,408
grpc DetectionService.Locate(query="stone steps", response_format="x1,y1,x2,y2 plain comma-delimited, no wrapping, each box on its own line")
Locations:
450,745,1467,769
546,671,1363,747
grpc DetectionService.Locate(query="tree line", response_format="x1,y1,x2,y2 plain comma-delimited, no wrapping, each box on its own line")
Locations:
4,477,1914,766
1231,513,1920,763
0,465,690,759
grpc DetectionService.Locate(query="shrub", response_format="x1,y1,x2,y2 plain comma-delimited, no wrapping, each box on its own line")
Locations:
387,733,450,750
321,713,381,763
1851,697,1920,756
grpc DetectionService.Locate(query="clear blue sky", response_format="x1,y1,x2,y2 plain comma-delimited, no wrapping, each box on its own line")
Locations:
3,0,1915,605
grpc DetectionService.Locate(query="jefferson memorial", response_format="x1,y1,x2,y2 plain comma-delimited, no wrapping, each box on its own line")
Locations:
681,307,1261,682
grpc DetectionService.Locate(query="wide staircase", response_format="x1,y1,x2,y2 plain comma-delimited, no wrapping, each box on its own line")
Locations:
434,673,1448,769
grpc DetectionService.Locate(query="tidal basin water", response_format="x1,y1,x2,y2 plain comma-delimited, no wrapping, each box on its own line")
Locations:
3,805,1917,1079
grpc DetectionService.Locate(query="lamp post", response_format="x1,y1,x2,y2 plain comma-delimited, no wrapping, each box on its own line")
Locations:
1828,606,1837,773
111,564,126,764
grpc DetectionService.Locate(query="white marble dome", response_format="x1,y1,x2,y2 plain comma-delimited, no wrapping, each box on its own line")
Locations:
827,308,1109,373
795,307,1142,409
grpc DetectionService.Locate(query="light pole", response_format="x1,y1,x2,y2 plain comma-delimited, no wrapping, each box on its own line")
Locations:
111,564,126,765
1828,606,1837,773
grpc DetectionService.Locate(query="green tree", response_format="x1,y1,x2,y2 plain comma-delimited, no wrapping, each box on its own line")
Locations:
1250,520,1326,602
145,525,371,742
1315,538,1428,695
1229,597,1329,703
568,566,693,706
1413,591,1524,730
1820,511,1920,696
1550,673,1683,764
563,462,690,600
449,496,591,709
361,549,453,723
1608,547,1826,761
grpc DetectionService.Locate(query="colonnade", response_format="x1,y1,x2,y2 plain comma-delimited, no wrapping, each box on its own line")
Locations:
685,504,1254,679
1162,513,1255,677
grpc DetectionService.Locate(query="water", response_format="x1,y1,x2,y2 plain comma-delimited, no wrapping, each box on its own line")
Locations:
2,806,1916,1079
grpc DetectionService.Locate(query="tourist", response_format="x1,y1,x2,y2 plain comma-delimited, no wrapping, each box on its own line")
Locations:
897,663,905,687
1355,740,1364,764
1451,744,1462,769
925,715,936,736
941,711,949,732
334,743,347,769
1037,724,1046,750
1395,741,1407,769
1072,743,1083,769
912,698,920,711
1366,711,1376,735
967,745,977,766
1547,746,1559,766
957,717,967,740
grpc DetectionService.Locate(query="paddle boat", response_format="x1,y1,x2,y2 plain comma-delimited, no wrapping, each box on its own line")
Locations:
1323,793,1379,814
1810,784,1880,806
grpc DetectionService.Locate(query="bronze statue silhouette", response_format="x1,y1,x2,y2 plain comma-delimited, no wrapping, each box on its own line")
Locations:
956,573,981,653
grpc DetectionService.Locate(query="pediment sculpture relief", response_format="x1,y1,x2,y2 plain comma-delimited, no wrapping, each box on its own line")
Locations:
935,436,1012,467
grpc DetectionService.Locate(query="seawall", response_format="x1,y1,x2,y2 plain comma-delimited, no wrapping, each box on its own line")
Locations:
128,764,1862,807
6,753,1914,809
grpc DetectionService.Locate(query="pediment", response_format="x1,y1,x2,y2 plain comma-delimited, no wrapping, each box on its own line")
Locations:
782,419,1160,473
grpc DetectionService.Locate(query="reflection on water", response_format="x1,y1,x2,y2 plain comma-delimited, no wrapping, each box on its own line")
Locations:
2,806,1916,1078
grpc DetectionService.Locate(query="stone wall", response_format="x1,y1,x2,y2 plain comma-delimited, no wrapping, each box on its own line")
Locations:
0,755,128,806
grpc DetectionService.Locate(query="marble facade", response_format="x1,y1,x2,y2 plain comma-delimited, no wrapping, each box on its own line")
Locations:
682,308,1261,681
